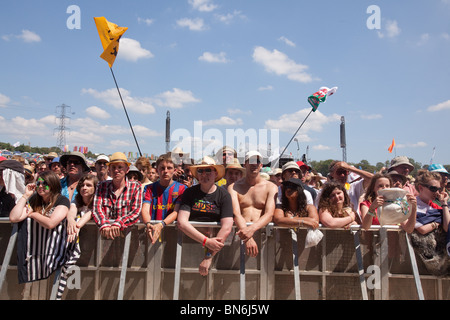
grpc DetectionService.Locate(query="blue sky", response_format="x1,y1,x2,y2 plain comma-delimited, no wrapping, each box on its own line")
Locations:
1,0,449,166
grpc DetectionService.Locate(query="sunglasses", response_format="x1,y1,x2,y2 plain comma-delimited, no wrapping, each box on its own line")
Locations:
36,179,49,188
197,168,215,174
67,159,82,166
424,185,440,193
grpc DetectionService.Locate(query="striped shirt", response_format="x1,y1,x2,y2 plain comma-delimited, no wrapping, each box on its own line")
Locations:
16,194,73,284
92,178,143,231
143,181,186,220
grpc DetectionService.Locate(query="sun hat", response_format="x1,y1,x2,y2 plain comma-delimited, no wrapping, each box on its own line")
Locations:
190,156,225,182
388,156,414,172
59,151,90,172
44,152,58,160
225,158,245,175
428,163,449,176
127,165,143,181
282,161,300,173
269,168,282,176
107,152,131,166
281,178,303,188
387,170,407,185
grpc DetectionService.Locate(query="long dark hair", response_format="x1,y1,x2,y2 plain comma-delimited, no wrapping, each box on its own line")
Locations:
281,182,308,217
364,173,392,202
74,173,98,210
318,181,351,217
29,170,62,215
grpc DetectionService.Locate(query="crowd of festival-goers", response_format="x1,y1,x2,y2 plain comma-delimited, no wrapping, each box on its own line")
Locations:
0,146,448,297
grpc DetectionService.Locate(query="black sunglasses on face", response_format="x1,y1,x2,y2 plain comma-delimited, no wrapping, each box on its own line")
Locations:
67,159,81,166
424,185,440,193
197,168,215,174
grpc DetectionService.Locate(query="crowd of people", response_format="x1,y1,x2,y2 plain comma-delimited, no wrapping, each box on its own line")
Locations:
0,147,449,298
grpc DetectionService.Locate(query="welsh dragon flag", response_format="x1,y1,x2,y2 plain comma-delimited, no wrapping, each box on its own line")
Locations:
308,86,338,112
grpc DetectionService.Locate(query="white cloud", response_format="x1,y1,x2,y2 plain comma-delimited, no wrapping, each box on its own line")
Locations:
86,106,111,119
257,85,274,91
215,10,246,24
313,144,331,151
177,18,207,31
441,32,450,40
278,36,296,47
265,108,341,135
396,141,427,149
152,88,201,109
2,29,41,43
82,88,156,114
227,108,252,116
203,116,243,126
416,33,430,46
0,93,11,107
137,17,154,26
378,20,401,38
253,46,314,83
119,38,153,62
361,113,382,120
427,99,450,112
199,51,230,63
189,0,218,12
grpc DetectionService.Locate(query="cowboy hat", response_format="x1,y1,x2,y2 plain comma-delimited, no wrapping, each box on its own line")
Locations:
107,152,131,166
225,158,245,175
190,156,225,182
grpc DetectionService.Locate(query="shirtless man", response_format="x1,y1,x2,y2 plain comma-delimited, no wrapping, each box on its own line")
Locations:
228,151,278,257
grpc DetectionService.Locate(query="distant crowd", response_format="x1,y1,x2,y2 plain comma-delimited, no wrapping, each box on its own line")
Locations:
0,146,449,298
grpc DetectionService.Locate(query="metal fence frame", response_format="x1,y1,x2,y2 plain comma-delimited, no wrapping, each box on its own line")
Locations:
0,218,448,300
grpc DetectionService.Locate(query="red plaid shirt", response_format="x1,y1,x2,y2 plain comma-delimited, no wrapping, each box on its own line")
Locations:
92,178,143,231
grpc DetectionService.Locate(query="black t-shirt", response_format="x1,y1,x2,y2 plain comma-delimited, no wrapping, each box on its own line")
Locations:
180,184,233,222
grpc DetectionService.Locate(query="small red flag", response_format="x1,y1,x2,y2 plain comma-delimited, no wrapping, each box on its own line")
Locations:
388,139,395,153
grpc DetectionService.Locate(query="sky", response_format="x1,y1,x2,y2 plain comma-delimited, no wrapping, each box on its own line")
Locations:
1,0,450,166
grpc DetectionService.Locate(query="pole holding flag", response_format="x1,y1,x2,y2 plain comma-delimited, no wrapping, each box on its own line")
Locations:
94,17,142,157
274,86,338,168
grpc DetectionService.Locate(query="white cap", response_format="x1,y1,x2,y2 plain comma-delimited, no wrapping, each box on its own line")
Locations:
245,151,262,163
96,154,110,163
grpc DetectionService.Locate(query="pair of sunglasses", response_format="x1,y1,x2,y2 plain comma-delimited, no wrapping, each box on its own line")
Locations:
67,159,81,166
36,179,49,189
197,168,215,174
424,185,440,193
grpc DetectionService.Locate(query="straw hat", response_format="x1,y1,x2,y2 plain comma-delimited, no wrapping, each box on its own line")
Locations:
190,156,225,182
107,152,131,166
225,158,245,175
44,152,58,160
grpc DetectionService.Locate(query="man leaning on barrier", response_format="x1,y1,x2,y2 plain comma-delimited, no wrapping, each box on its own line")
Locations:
92,152,142,240
228,151,278,257
141,153,186,244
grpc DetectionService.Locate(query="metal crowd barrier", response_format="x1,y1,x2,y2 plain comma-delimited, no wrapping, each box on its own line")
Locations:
0,218,448,300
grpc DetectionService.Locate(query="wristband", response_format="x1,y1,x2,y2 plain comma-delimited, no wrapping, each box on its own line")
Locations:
367,210,376,217
202,237,208,247
161,220,166,228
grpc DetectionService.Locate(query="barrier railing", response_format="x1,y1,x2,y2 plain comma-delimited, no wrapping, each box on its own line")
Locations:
0,218,448,300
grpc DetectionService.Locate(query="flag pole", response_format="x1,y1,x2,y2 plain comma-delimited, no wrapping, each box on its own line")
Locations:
109,67,142,157
272,108,314,169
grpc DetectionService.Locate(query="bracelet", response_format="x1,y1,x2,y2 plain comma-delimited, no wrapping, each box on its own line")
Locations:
442,204,448,207
367,210,376,217
161,220,166,228
202,237,208,247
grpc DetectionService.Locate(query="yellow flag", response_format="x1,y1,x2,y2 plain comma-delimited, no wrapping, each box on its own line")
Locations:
94,17,128,68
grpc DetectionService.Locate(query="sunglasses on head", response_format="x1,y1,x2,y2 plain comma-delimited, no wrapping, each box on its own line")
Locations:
197,168,215,174
424,185,440,193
